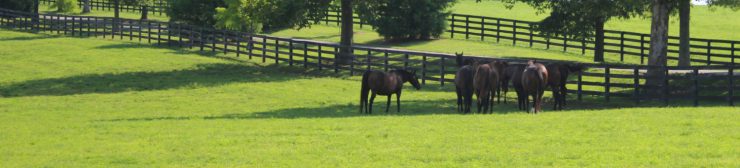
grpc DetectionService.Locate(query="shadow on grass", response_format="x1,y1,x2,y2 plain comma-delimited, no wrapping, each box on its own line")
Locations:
0,34,62,41
0,63,311,98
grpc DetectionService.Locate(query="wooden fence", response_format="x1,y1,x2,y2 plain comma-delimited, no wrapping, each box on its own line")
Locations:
0,8,736,106
448,14,740,66
40,0,169,16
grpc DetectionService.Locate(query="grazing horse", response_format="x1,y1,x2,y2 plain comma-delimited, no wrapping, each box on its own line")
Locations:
455,53,475,113
546,63,584,110
473,63,493,113
522,61,548,113
359,69,421,114
488,61,508,105
503,64,526,110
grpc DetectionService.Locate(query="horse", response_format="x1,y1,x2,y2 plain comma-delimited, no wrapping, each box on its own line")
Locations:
488,61,508,105
521,60,548,113
473,62,493,113
359,69,421,114
503,64,527,110
455,53,475,113
546,63,584,110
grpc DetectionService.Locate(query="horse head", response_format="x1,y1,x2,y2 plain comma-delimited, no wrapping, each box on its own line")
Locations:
403,69,421,90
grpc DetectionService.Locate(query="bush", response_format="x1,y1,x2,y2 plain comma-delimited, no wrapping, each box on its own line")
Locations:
356,0,456,41
166,0,225,26
53,0,79,13
0,0,36,12
214,0,332,33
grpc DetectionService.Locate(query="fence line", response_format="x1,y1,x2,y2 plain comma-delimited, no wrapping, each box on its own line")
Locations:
0,8,736,107
40,0,169,16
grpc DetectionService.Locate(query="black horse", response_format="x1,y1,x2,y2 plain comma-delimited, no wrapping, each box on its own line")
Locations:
502,64,526,110
455,53,475,113
359,69,421,114
546,63,584,110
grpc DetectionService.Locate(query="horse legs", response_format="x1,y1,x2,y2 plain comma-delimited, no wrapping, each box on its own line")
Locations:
369,93,377,114
385,95,392,113
552,88,560,110
396,93,401,113
456,87,462,113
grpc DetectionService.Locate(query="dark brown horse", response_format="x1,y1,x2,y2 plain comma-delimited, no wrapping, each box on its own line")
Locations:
359,69,421,114
503,64,527,110
455,53,475,113
488,61,508,105
522,61,548,113
546,63,584,110
473,63,493,113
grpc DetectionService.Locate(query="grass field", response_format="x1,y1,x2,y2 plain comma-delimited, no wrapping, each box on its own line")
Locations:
1,30,739,167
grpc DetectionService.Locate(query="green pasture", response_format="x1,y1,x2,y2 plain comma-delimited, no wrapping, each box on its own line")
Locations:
1,29,739,167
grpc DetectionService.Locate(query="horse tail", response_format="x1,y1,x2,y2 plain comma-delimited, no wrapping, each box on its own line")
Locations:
360,71,371,113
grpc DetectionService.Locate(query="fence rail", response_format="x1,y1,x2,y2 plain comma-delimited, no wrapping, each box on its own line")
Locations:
40,0,169,16
0,7,736,107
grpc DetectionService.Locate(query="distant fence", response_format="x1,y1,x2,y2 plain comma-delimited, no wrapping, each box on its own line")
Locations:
1,8,736,106
448,14,740,66
40,0,169,16
37,0,740,67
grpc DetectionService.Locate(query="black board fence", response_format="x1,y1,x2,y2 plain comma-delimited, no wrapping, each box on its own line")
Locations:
1,7,736,106
40,0,169,16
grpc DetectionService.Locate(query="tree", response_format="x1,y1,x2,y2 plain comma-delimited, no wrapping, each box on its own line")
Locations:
167,0,225,26
337,0,353,65
82,0,91,13
213,0,332,32
678,0,739,67
356,0,456,41
122,0,155,20
497,0,648,63
0,0,36,12
53,0,79,13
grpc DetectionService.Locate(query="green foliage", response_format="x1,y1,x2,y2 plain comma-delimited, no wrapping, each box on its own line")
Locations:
0,0,35,12
356,0,456,41
166,0,224,26
214,0,332,33
52,0,80,13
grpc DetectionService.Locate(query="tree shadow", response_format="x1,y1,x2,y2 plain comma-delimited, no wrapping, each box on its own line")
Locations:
0,63,308,98
0,35,61,42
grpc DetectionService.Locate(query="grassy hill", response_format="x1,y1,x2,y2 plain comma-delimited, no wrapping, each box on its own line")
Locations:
1,30,738,167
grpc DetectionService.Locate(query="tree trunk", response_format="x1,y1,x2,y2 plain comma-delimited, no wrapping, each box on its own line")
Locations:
337,0,353,65
114,0,120,19
646,0,672,96
82,0,91,13
678,0,691,67
141,5,149,20
593,18,605,62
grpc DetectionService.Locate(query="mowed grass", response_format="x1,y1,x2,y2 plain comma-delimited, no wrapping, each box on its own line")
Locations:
1,30,739,167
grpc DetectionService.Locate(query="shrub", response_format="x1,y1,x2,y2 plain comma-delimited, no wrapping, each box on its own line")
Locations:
53,0,79,13
214,0,332,33
166,0,225,26
356,0,456,41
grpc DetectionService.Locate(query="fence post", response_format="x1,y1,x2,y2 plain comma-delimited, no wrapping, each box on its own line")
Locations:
512,20,517,45
366,50,371,70
693,68,699,106
546,36,550,49
224,30,228,55
384,51,389,72
404,54,409,69
248,35,254,59
334,47,339,73
496,19,500,42
211,30,216,52
480,17,485,41
146,21,151,43
620,32,625,61
577,70,583,101
706,41,712,65
350,48,355,75
177,24,182,48
563,37,568,52
422,54,427,85
633,66,640,105
71,16,75,36
529,23,533,47
440,57,445,86
640,35,646,64
262,37,266,63
274,39,279,64
289,39,294,66
304,43,308,69
605,66,610,102
137,19,142,42
581,37,586,55
318,44,323,70
729,67,735,106
129,20,133,41
663,67,669,105
732,42,736,66
450,14,455,39
465,15,470,39
236,35,241,58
